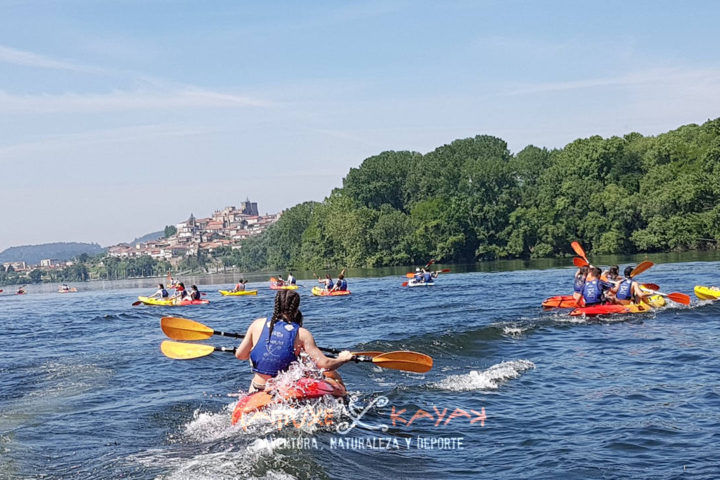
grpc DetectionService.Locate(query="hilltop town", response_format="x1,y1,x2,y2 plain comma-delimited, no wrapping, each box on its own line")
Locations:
107,200,280,265
2,200,280,274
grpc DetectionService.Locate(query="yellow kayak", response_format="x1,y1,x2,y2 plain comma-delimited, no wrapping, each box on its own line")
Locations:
311,286,351,296
694,285,720,300
218,289,258,296
137,296,209,306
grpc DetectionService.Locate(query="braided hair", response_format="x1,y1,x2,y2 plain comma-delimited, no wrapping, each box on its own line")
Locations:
268,290,303,338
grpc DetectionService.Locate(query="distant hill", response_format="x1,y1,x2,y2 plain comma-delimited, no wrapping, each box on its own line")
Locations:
128,231,164,246
0,242,105,265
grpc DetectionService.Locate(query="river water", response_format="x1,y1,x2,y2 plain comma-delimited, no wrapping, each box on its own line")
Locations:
1,257,719,479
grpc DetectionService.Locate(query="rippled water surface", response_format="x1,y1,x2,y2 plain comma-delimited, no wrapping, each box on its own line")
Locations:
1,262,719,479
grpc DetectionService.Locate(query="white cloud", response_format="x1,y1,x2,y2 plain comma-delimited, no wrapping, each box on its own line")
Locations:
0,45,106,74
0,88,274,114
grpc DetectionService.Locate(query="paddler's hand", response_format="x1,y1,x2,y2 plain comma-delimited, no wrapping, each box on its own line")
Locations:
337,350,353,363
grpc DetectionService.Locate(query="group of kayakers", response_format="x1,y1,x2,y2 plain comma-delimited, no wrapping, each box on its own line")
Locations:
412,267,438,284
148,281,202,303
317,273,348,292
573,264,646,306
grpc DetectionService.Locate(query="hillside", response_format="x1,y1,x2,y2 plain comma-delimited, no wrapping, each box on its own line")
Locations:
0,242,105,264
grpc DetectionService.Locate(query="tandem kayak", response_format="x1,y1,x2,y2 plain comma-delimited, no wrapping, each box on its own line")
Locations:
542,295,578,309
569,295,665,317
218,290,258,296
269,284,299,290
694,285,720,300
311,287,351,296
136,296,209,306
231,375,347,425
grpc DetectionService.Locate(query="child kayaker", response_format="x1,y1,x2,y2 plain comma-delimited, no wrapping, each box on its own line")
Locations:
287,272,296,285
189,285,201,301
171,282,189,304
233,279,246,292
235,290,353,393
334,274,348,291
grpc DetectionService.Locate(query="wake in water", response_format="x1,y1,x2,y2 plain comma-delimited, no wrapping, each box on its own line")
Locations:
432,360,535,392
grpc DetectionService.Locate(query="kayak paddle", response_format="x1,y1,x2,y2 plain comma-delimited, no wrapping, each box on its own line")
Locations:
132,300,142,306
571,242,589,263
643,290,691,305
160,340,433,373
641,283,660,291
405,268,450,278
573,257,588,268
161,317,381,356
630,261,653,277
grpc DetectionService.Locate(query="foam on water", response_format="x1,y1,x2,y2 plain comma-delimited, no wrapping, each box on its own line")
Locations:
432,360,535,391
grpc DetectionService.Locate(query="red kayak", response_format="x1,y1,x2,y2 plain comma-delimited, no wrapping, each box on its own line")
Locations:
569,295,665,317
542,295,578,309
231,376,346,426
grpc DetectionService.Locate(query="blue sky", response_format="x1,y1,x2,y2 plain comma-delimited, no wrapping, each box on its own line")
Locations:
1,0,719,250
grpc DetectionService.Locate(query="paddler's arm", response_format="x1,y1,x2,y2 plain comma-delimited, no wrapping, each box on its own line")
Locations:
235,318,263,360
298,328,353,370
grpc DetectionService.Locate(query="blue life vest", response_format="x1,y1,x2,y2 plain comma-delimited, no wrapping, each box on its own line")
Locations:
414,273,423,281
423,272,433,283
327,280,334,290
161,289,169,298
573,274,586,293
582,279,606,305
337,279,347,291
250,318,299,376
616,278,634,300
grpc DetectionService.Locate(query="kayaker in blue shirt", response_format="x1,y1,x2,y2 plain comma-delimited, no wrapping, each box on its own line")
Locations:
422,268,434,283
148,283,169,299
614,266,648,305
572,266,589,303
235,290,353,393
413,268,423,283
333,274,348,291
581,267,616,306
189,285,201,301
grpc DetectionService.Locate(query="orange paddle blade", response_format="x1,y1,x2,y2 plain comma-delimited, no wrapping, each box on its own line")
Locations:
161,340,215,359
630,261,654,277
573,257,588,267
571,241,588,262
370,351,433,373
666,292,691,305
161,316,214,341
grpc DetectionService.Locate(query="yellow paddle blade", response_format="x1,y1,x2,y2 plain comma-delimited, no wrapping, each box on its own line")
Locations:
630,261,654,277
161,340,215,359
161,316,214,340
371,351,433,373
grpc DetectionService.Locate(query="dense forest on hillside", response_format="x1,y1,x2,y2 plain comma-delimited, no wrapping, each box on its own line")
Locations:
226,118,720,270
0,242,105,264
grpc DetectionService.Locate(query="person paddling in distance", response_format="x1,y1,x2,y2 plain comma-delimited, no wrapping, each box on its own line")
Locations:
235,290,354,393
333,274,348,292
233,279,247,292
581,266,616,306
171,282,189,304
572,265,589,304
613,266,649,305
421,268,437,284
318,273,334,291
287,272,296,286
413,267,423,283
148,283,169,299
189,285,201,301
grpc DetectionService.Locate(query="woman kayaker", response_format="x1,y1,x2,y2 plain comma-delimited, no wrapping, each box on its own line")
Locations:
148,283,169,299
235,290,353,393
614,266,648,305
171,282,189,304
189,285,201,301
319,274,334,291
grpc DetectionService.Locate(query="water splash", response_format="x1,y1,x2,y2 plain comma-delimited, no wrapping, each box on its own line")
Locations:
432,360,535,391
